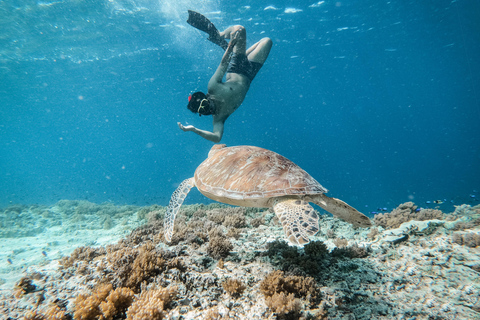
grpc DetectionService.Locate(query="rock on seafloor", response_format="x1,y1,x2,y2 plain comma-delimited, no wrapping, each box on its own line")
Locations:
0,200,479,319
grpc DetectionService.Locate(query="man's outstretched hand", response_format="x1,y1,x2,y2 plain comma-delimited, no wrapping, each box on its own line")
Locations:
178,122,195,132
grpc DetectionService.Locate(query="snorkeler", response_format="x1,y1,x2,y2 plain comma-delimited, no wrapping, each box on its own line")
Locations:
177,10,272,143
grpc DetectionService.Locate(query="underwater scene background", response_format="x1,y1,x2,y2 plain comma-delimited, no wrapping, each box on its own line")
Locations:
1,0,479,212
1,0,480,319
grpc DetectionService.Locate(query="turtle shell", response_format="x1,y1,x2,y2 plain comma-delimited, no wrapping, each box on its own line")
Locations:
194,145,327,207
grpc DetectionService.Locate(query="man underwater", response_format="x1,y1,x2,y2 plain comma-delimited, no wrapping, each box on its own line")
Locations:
178,10,272,143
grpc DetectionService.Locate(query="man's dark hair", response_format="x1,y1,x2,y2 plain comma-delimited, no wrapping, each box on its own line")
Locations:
187,92,207,113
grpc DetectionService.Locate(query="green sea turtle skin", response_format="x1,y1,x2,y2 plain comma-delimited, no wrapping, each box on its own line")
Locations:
164,144,371,246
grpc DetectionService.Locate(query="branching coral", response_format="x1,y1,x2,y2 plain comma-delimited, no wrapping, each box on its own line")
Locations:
72,284,176,320
333,238,348,248
73,283,113,320
22,311,46,320
226,227,242,239
123,219,164,247
14,277,36,298
373,202,444,229
265,292,301,319
223,213,246,228
99,287,135,320
125,287,177,320
266,240,328,275
260,270,319,305
367,227,380,240
452,232,480,247
250,216,265,228
373,202,417,229
207,227,233,260
60,246,106,268
106,241,166,292
260,271,307,318
222,278,246,298
331,244,369,259
43,305,69,320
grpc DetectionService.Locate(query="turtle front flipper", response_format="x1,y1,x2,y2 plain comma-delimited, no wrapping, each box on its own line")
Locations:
310,194,371,228
164,177,196,243
272,198,319,246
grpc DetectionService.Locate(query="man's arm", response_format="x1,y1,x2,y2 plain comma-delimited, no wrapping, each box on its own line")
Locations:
208,38,237,86
177,119,224,143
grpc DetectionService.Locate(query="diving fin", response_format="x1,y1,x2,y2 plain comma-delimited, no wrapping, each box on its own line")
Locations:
187,10,228,50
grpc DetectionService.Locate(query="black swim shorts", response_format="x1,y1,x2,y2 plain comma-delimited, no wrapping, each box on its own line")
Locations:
227,53,263,82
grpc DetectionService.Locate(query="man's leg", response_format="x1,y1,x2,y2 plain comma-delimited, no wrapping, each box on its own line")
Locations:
220,25,247,54
246,37,272,64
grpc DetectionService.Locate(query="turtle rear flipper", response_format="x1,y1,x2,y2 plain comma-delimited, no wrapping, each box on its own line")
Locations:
164,177,196,242
273,198,319,246
311,194,371,228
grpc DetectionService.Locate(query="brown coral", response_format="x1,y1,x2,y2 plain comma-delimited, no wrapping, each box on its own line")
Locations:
60,246,106,268
265,292,301,319
367,227,380,240
124,219,164,247
22,311,45,320
416,209,444,221
43,305,69,320
125,287,177,320
222,278,246,298
208,209,226,224
14,277,36,298
105,241,166,292
73,283,113,320
73,284,176,320
260,270,319,305
226,227,242,239
99,287,135,320
452,232,480,247
333,238,348,248
223,213,246,228
331,244,369,259
373,202,444,229
207,228,233,260
250,216,265,228
373,202,417,229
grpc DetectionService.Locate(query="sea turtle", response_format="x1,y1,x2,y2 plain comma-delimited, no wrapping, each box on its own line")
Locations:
164,144,371,246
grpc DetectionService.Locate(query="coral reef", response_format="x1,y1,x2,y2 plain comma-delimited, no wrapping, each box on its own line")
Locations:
222,278,246,298
72,284,175,320
206,227,234,260
2,201,480,319
249,216,265,228
60,246,107,268
452,232,480,247
373,202,444,229
260,270,320,304
332,237,348,248
104,241,167,292
265,292,301,319
330,243,369,259
14,277,37,298
73,283,113,319
0,204,51,237
366,227,380,240
265,239,368,277
125,287,177,320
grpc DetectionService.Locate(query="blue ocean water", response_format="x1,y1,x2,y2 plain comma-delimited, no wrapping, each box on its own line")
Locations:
1,0,479,214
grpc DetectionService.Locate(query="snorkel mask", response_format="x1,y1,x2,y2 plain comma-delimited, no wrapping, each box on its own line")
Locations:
187,92,215,116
